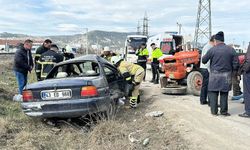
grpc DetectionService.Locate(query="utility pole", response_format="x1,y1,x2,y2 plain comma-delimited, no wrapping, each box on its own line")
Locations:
137,21,141,35
194,0,211,48
142,12,149,37
177,22,182,34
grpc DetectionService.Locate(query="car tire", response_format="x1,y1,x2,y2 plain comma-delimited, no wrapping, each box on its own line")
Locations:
161,86,187,95
187,71,202,96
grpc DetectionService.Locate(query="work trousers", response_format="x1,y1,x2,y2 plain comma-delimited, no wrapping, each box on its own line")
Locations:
151,62,160,82
208,91,229,115
243,72,250,115
232,71,242,96
200,68,209,104
130,69,145,107
137,62,147,80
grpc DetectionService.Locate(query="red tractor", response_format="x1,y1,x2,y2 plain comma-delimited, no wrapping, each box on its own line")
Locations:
160,49,203,95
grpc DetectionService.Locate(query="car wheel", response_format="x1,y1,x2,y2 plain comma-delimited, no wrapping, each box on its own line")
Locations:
187,71,202,96
161,86,187,95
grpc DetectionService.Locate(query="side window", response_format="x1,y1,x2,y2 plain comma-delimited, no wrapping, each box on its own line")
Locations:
79,62,100,76
104,66,117,83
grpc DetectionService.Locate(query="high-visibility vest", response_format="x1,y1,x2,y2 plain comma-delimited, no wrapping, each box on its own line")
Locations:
151,48,163,63
137,48,149,63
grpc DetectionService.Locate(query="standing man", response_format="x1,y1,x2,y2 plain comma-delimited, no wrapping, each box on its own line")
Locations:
111,56,145,108
202,31,238,116
13,39,34,98
150,43,163,84
239,43,250,118
200,35,215,105
136,43,149,81
37,44,64,80
35,39,52,81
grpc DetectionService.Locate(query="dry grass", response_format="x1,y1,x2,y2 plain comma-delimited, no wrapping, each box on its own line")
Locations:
0,58,188,150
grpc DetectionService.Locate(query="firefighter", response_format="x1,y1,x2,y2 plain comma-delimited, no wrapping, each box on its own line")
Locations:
150,43,163,84
111,56,145,108
35,39,52,81
136,43,149,81
101,46,113,62
37,44,64,80
62,45,75,60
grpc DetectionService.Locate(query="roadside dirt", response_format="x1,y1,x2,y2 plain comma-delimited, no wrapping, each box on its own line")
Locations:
0,60,188,150
143,70,250,150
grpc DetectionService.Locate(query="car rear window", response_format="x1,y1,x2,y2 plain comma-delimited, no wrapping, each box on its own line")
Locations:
46,61,100,79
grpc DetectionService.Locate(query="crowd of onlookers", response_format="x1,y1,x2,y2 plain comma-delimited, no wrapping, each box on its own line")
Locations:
200,31,250,118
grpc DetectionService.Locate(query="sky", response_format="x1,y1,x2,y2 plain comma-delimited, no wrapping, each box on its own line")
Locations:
0,0,249,47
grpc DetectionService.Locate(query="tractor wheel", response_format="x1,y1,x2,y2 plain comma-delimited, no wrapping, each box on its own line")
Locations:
161,86,187,95
160,76,168,88
187,71,203,96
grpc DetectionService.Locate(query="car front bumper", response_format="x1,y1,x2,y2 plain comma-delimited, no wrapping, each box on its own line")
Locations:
21,96,110,118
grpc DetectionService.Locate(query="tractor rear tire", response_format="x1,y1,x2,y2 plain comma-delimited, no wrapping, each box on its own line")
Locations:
161,86,187,95
187,71,203,96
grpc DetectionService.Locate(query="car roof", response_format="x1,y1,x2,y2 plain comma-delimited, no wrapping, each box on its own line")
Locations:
56,54,110,66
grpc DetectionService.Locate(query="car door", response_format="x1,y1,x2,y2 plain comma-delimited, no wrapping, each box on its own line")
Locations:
103,64,127,98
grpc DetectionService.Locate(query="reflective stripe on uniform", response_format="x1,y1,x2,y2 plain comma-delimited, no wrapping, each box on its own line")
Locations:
40,62,56,78
126,77,132,81
34,54,41,57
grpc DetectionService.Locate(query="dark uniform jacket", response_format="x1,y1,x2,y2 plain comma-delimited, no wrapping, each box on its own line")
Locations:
37,50,64,79
202,43,238,92
13,46,33,74
35,45,49,64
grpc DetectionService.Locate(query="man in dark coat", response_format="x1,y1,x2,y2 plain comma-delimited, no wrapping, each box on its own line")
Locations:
35,39,52,81
202,31,238,116
239,43,250,118
13,39,34,95
37,44,64,80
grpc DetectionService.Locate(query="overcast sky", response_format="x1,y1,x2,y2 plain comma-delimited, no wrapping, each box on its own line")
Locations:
0,0,249,46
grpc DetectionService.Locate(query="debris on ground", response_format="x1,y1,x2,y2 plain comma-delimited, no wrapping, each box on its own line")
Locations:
128,130,141,143
142,138,150,146
145,111,164,117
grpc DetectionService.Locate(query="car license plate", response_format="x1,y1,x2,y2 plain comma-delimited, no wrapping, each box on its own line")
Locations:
41,89,72,100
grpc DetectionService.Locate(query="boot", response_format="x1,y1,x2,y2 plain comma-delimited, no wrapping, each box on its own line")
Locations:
150,79,155,83
154,80,159,84
130,98,137,108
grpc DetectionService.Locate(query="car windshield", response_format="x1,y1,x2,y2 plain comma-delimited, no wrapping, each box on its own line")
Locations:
46,61,100,79
127,37,147,53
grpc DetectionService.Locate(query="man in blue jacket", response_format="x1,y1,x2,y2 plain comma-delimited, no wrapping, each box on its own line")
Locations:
13,39,34,97
202,31,238,116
